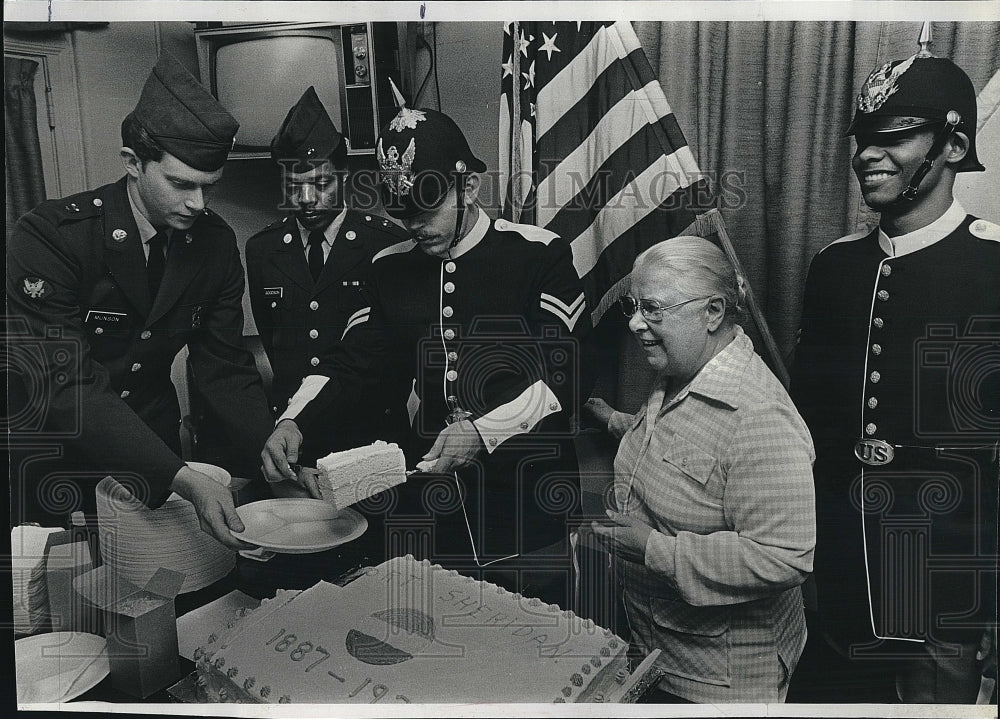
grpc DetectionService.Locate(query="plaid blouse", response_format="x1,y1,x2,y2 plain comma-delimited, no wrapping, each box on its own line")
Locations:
613,328,816,700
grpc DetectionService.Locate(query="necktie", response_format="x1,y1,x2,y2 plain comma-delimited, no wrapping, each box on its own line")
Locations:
146,233,167,299
307,230,326,282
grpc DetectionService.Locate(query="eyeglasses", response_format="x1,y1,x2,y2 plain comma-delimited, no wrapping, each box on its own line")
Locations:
619,295,712,322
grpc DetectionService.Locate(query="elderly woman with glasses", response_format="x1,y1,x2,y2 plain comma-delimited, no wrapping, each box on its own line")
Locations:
589,236,816,703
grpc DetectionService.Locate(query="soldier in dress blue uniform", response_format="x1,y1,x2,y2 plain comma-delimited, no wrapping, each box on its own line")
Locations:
6,52,271,549
791,42,999,702
245,87,409,478
261,106,591,607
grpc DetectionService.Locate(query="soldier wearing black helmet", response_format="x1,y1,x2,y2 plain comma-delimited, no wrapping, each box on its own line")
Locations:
262,106,590,607
791,38,999,702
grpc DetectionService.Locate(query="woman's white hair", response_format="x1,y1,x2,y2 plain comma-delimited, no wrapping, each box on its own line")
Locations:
632,235,748,325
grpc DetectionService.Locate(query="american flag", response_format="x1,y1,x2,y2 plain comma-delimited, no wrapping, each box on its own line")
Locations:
500,21,710,324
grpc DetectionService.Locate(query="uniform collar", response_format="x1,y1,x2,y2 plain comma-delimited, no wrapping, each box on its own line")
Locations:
296,208,347,249
126,183,165,244
879,200,966,258
657,327,751,413
447,207,490,260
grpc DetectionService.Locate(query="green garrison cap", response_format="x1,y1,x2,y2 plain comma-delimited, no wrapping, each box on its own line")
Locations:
127,52,239,172
270,86,347,168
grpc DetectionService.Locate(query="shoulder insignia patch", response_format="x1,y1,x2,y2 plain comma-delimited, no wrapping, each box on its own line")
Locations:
494,219,559,245
21,276,50,300
969,219,1000,242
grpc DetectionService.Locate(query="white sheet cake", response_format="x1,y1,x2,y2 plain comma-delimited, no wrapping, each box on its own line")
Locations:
193,555,628,703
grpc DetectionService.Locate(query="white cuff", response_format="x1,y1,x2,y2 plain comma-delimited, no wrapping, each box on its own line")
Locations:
277,375,330,424
473,380,561,454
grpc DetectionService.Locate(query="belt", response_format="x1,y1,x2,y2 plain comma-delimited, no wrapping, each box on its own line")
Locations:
853,438,999,466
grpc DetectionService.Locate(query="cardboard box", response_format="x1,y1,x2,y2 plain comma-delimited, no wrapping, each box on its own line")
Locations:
74,565,184,698
45,536,98,634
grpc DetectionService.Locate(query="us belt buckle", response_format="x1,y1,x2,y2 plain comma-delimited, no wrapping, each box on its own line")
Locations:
855,438,894,466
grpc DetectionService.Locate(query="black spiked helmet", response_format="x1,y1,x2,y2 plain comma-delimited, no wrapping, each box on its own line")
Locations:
847,55,984,173
376,107,486,219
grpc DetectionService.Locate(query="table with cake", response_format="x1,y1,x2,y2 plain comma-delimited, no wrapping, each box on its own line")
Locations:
13,441,661,706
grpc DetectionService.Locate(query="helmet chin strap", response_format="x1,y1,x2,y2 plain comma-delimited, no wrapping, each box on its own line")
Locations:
895,110,961,203
448,178,466,253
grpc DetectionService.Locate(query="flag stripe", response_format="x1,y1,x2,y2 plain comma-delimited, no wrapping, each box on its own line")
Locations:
542,118,699,241
536,80,693,227
570,151,700,278
582,183,706,315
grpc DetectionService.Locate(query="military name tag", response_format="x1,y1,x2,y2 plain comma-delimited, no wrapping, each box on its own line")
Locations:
264,287,283,298
855,439,894,466
85,310,128,323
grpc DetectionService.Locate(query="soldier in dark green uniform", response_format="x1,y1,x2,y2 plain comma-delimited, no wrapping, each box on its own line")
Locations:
7,52,272,549
245,87,409,492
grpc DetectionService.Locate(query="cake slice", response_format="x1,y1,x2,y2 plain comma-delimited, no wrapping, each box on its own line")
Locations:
315,441,407,510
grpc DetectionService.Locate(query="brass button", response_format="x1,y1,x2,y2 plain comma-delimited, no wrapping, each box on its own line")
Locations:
877,290,889,301
447,351,458,362
873,317,884,329
140,330,152,340
94,327,104,335
120,390,130,399
870,371,881,383
442,306,454,318
131,363,141,372
872,344,882,355
444,329,456,340
310,357,320,367
444,282,455,294
865,423,877,435
282,233,293,244
549,402,559,411
867,397,878,409
520,422,529,430
488,438,498,446
309,329,319,339
445,261,457,274
92,198,103,207
446,370,458,382
271,301,277,309
309,301,319,310
881,264,892,276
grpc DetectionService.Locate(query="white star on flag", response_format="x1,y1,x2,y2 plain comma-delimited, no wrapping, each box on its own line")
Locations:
539,32,560,60
502,56,514,78
518,29,533,57
522,60,536,89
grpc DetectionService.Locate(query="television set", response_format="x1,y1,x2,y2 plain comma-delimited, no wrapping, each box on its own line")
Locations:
194,22,400,158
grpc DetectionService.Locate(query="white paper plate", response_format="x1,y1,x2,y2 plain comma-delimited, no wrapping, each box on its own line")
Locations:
232,499,367,553
15,632,109,703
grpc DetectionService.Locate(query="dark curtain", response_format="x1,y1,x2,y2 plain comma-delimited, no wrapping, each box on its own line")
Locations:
602,21,1000,412
5,57,47,242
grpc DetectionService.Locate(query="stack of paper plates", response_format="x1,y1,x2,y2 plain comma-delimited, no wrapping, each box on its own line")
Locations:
96,467,236,594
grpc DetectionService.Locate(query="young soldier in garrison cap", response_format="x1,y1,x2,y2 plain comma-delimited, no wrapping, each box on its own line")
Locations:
245,87,409,484
791,33,999,703
7,52,273,549
261,106,591,606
